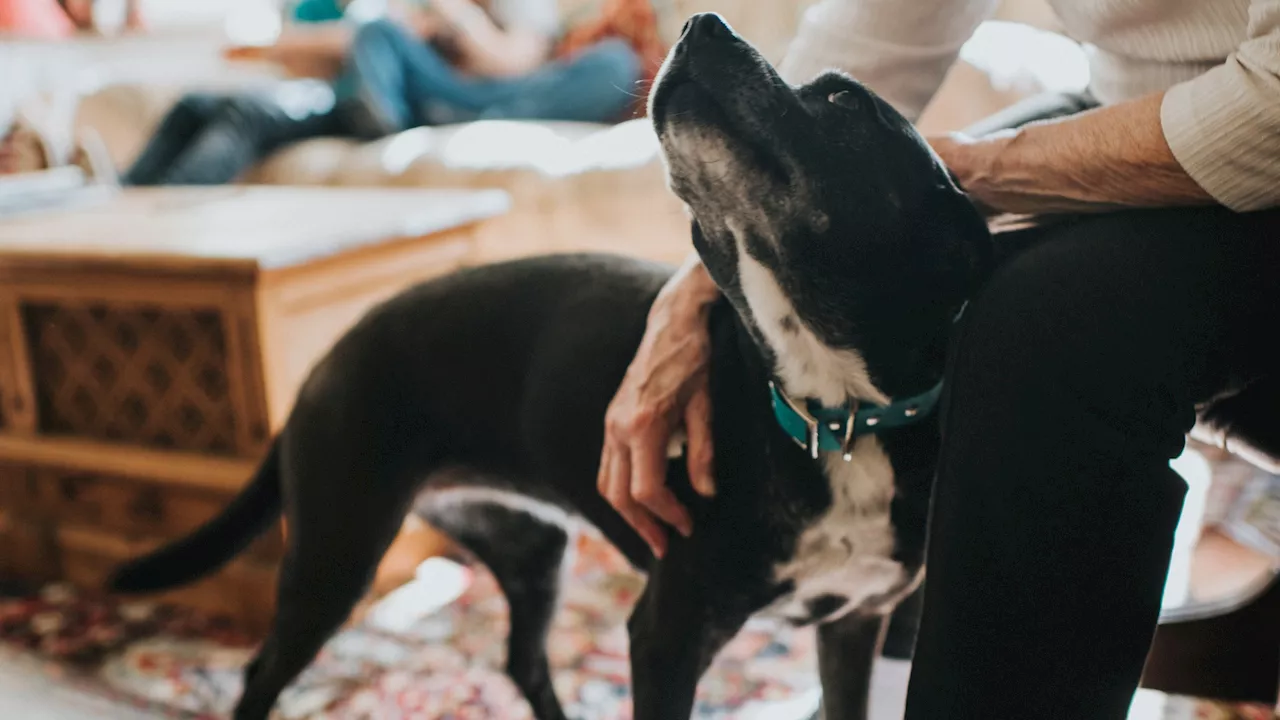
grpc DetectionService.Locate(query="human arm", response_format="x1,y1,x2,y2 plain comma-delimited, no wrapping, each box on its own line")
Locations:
597,253,720,558
933,1,1280,214
929,92,1213,215
422,0,554,77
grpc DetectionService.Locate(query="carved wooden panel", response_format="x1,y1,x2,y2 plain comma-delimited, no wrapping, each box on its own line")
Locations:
0,291,38,435
21,302,239,455
0,461,283,610
0,464,283,561
0,303,10,432
0,463,40,514
0,463,60,585
58,526,277,636
0,511,60,586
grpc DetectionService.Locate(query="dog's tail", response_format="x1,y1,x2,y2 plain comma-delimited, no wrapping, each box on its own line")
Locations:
108,440,283,594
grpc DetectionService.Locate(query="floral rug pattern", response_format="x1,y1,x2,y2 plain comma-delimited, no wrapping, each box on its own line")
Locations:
0,532,1273,719
0,532,821,719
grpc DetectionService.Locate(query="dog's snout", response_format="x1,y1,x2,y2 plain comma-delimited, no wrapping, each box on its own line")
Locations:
686,12,733,42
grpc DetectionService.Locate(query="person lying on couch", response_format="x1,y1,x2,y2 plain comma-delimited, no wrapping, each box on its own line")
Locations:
341,0,642,132
123,0,643,186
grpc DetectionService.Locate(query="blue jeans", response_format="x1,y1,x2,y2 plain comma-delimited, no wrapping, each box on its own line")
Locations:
344,19,642,130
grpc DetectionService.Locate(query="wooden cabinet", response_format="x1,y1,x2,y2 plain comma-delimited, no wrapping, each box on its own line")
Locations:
0,187,505,633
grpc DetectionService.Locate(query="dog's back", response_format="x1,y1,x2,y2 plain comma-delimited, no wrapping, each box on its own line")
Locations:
306,252,671,486
109,254,685,720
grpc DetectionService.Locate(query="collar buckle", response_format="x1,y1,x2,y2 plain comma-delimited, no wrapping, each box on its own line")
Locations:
771,381,822,459
840,403,857,461
770,381,861,462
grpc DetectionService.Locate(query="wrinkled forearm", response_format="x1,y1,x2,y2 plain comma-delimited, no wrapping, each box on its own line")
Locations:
937,92,1213,215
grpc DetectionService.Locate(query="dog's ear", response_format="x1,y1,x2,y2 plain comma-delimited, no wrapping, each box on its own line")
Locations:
827,90,861,111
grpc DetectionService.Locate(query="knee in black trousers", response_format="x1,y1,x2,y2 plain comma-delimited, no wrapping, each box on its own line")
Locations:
903,207,1280,720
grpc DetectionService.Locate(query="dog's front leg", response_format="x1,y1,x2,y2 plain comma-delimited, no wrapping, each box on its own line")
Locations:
812,613,888,720
627,562,747,720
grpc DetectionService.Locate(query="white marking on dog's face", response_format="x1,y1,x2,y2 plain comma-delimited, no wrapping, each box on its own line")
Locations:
665,125,736,168
732,230,889,408
658,127,764,220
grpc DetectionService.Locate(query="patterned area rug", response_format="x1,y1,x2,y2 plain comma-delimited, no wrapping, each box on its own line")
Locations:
0,532,1274,719
0,532,821,719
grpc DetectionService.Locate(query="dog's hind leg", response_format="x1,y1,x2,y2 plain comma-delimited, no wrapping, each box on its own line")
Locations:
421,494,572,720
234,460,416,720
813,613,888,720
627,560,748,720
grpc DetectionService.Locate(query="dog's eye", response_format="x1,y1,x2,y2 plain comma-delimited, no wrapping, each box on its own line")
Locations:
828,90,859,109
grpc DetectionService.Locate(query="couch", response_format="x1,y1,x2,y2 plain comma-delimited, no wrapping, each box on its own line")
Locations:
56,0,1065,268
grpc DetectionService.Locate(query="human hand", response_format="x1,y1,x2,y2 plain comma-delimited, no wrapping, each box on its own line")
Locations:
405,10,447,39
598,256,721,558
927,131,1006,217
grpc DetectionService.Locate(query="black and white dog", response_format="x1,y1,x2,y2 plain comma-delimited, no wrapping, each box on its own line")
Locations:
108,13,993,720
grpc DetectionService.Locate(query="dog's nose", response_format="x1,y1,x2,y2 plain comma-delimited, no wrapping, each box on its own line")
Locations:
684,12,733,41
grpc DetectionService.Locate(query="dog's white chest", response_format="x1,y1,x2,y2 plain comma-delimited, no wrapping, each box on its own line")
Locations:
767,440,907,624
729,229,910,623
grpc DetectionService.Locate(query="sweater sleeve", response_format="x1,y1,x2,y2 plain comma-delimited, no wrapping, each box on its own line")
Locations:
776,0,1000,122
1160,0,1280,211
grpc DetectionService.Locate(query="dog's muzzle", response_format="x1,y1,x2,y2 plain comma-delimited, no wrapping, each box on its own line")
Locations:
649,13,743,129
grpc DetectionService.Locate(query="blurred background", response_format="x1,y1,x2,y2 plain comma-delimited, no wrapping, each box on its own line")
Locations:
2,0,1093,263
0,2,1276,718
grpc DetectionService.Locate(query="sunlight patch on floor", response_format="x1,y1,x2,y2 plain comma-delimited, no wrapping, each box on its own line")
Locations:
364,557,472,634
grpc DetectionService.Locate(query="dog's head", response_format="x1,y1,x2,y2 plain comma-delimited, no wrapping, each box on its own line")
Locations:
650,14,990,401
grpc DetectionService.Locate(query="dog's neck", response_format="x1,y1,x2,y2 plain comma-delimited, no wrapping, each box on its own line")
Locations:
734,241,892,409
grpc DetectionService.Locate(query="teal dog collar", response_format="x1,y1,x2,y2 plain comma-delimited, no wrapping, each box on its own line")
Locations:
769,380,944,460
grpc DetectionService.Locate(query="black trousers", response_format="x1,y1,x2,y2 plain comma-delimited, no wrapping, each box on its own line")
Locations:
901,96,1280,718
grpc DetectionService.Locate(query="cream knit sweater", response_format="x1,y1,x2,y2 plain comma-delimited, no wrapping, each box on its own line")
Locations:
778,0,1280,212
